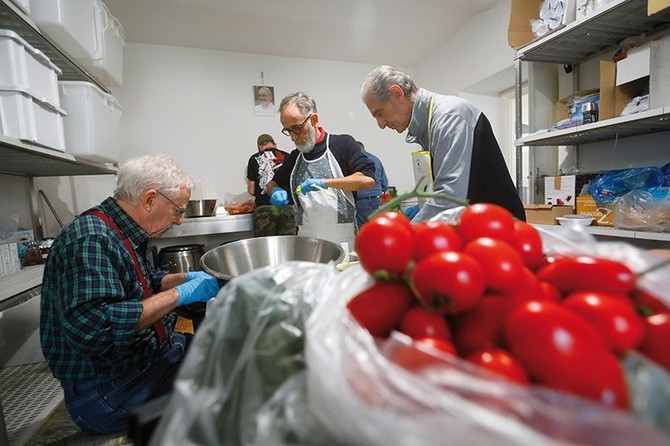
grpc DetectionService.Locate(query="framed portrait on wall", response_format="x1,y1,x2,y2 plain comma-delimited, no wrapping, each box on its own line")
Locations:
253,85,276,116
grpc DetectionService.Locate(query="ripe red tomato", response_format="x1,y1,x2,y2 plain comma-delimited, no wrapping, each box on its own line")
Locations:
636,312,670,372
399,306,451,340
413,220,462,262
346,281,415,337
562,291,646,354
410,251,486,314
632,287,670,317
464,237,524,293
536,256,636,296
505,301,628,409
512,221,544,269
539,281,562,302
466,348,530,385
392,337,457,372
457,203,516,245
453,292,517,356
504,267,543,304
355,212,414,279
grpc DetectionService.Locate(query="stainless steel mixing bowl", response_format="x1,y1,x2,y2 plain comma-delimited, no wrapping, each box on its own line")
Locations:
200,235,345,282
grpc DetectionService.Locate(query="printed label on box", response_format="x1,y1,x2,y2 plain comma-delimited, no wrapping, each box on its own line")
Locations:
576,194,614,226
545,175,576,207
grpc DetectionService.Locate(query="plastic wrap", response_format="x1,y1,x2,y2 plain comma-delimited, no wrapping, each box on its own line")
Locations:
588,167,666,206
614,189,670,232
150,262,339,445
224,191,256,214
151,226,670,445
305,226,670,446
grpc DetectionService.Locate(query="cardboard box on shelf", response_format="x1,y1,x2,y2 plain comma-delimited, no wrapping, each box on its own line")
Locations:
524,204,574,225
599,60,648,120
649,0,670,15
576,194,614,226
616,44,651,86
508,0,544,49
545,175,576,207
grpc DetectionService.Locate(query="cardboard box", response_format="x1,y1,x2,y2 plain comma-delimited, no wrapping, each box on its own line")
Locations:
545,175,576,207
507,0,544,49
525,204,574,225
649,0,670,15
576,194,614,226
599,60,647,120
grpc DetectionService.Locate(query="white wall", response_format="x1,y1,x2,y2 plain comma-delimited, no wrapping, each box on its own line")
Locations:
27,0,519,236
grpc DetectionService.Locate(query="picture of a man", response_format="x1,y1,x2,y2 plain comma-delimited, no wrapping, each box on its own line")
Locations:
254,86,276,116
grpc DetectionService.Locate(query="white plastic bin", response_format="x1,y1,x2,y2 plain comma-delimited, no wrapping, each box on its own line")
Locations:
59,81,122,162
27,0,101,59
0,87,66,152
81,1,124,87
0,30,62,107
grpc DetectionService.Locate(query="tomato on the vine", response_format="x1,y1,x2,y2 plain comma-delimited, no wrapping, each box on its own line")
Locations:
463,237,524,293
458,203,516,245
562,291,645,354
346,281,415,337
453,293,517,356
413,220,462,262
411,251,486,314
636,312,670,372
465,348,530,385
505,301,628,409
399,306,451,340
536,256,636,296
355,212,414,278
512,221,544,269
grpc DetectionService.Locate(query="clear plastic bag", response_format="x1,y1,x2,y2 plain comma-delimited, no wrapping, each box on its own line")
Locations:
305,227,670,446
151,229,670,445
224,191,256,214
614,188,670,232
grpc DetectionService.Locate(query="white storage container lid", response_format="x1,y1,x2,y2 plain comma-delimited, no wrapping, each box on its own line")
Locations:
0,29,62,107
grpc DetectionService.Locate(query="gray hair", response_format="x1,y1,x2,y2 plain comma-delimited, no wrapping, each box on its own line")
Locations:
279,92,317,116
361,65,418,102
114,154,194,203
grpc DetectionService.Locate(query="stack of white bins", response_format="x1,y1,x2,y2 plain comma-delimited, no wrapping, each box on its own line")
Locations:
28,0,125,87
59,81,122,162
0,29,66,151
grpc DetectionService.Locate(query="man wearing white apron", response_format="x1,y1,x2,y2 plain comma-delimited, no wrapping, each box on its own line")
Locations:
267,92,375,251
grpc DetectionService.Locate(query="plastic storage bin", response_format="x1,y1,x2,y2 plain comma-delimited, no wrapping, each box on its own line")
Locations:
82,1,124,87
27,0,100,59
59,81,122,162
0,87,66,152
0,29,61,107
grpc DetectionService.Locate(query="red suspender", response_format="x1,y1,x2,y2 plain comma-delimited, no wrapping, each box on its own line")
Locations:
90,211,168,344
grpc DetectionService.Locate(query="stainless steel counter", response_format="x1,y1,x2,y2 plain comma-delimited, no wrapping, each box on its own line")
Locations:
161,214,253,239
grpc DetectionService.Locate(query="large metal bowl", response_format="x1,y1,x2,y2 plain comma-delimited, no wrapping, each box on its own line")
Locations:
184,199,217,218
200,235,345,282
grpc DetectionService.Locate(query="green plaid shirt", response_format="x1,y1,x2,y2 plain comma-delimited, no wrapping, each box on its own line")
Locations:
40,197,174,382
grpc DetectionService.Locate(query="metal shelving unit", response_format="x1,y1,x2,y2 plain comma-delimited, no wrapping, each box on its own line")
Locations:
514,0,670,245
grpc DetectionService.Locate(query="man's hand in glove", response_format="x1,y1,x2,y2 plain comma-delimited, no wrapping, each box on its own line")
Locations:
404,204,420,220
176,272,219,306
298,178,326,194
270,187,289,206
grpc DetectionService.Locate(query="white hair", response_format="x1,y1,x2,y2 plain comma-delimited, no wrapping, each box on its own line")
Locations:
114,154,194,203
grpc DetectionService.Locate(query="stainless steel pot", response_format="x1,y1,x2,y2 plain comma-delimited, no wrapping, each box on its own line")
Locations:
184,200,217,218
158,244,205,273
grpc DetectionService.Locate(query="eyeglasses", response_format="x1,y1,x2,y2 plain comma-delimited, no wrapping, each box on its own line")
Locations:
281,114,313,136
157,191,187,217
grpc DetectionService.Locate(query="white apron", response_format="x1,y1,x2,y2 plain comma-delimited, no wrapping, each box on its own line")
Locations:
289,134,357,251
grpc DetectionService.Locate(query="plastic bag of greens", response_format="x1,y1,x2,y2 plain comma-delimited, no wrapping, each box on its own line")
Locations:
150,261,340,446
305,228,670,446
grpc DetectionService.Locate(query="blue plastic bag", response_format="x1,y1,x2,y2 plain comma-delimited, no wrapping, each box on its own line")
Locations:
588,167,666,206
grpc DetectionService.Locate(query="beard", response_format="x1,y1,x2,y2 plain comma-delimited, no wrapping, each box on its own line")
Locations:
296,125,316,153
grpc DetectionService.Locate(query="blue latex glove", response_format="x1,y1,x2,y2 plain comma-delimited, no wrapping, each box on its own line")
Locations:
185,271,210,281
270,187,289,206
404,204,420,220
176,272,219,306
299,178,326,194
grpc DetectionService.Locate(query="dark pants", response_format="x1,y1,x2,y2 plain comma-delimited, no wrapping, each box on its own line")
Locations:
253,205,298,237
61,333,192,434
356,196,381,228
